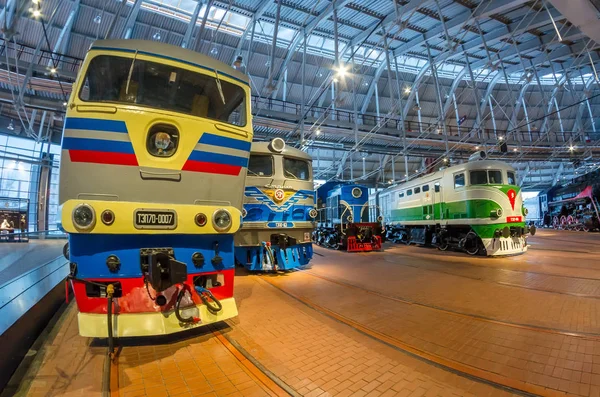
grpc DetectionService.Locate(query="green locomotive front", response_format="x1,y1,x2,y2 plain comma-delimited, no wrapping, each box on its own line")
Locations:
380,157,535,256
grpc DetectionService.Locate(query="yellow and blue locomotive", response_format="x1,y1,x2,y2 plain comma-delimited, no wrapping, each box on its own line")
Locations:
234,138,315,271
59,40,252,337
314,182,384,252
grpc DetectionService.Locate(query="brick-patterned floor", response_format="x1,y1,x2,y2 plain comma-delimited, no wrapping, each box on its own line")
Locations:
117,331,277,397
23,304,105,397
227,274,516,397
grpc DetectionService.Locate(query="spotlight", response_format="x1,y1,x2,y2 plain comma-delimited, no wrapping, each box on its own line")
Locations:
62,101,67,106
443,158,448,163
210,47,218,55
498,136,504,141
569,145,575,151
49,67,57,74
475,146,480,150
7,119,14,131
335,64,347,78
93,15,102,24
404,87,411,94
333,78,338,83
513,148,518,152
31,9,41,18
316,128,321,135
152,32,161,40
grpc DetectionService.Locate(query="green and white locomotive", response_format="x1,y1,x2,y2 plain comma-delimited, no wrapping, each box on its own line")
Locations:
379,153,535,256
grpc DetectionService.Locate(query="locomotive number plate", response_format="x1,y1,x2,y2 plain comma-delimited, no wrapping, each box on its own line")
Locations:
134,209,177,230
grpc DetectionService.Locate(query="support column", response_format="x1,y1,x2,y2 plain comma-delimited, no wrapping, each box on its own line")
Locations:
425,43,449,154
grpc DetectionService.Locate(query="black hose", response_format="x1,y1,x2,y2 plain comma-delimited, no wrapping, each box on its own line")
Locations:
175,288,197,323
198,289,223,315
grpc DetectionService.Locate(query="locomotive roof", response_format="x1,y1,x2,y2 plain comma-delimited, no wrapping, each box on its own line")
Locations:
89,39,250,85
383,160,517,192
251,141,312,161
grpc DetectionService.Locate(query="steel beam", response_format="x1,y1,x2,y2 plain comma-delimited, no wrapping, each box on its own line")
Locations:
182,0,203,49
231,0,271,62
122,0,143,39
48,0,80,68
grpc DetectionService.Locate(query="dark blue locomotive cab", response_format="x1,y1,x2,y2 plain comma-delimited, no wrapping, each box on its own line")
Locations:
314,183,383,252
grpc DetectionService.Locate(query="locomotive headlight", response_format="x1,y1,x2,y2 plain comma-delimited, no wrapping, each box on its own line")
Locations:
523,207,529,216
72,204,96,231
490,208,503,218
146,124,179,157
308,208,318,219
213,209,232,232
352,187,362,198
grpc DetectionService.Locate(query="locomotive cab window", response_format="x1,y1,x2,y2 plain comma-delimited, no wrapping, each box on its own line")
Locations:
414,187,421,194
399,192,404,198
79,55,247,126
507,171,516,185
407,189,413,196
454,173,465,188
470,170,488,185
284,158,310,180
488,170,503,184
434,182,440,192
423,185,429,192
247,155,273,177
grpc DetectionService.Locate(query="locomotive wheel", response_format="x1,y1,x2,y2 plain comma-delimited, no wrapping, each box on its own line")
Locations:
437,241,449,251
463,231,480,256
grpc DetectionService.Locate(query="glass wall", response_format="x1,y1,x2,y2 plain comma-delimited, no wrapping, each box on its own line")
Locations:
0,134,60,233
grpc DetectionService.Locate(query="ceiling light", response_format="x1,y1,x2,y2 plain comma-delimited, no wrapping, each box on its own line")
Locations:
152,32,161,40
333,78,338,83
93,15,102,24
404,87,411,94
335,64,347,78
475,146,479,150
7,120,14,131
63,101,67,106
316,128,321,135
569,145,575,151
49,67,57,74
513,148,518,152
498,136,504,141
210,47,218,55
31,8,41,18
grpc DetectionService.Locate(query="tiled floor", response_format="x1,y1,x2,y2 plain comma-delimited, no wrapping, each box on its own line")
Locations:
17,229,599,397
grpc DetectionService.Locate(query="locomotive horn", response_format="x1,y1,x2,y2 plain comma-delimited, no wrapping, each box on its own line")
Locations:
468,151,487,162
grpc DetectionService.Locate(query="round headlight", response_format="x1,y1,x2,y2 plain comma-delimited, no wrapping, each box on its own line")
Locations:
352,187,362,198
269,137,286,152
309,208,318,218
523,207,529,216
72,204,96,231
101,210,115,226
242,208,247,218
347,216,354,223
377,215,383,222
490,208,503,218
213,209,232,232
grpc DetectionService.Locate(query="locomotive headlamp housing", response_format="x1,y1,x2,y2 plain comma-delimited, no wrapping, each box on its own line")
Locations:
308,208,318,218
377,215,383,222
213,209,232,232
490,208,503,218
268,137,286,153
523,207,529,216
195,213,207,227
347,216,354,223
72,203,96,231
351,187,362,198
242,208,247,218
101,210,115,226
146,124,179,157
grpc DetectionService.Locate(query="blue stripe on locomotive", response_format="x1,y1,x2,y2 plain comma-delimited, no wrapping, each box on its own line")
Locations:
243,187,315,222
70,234,234,279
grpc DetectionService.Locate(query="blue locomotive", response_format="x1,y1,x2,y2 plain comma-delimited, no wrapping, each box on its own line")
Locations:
314,182,383,252
234,138,316,271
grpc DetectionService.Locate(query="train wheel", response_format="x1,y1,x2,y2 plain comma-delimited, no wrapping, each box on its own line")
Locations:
437,241,449,251
463,231,480,256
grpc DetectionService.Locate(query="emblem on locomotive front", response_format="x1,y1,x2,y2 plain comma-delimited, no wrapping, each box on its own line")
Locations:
507,189,516,210
274,189,285,202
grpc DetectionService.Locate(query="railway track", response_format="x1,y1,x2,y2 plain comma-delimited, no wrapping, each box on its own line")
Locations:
105,325,294,397
258,268,600,397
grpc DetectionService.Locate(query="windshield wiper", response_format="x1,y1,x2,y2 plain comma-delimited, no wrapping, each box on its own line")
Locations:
125,50,139,96
214,69,226,105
